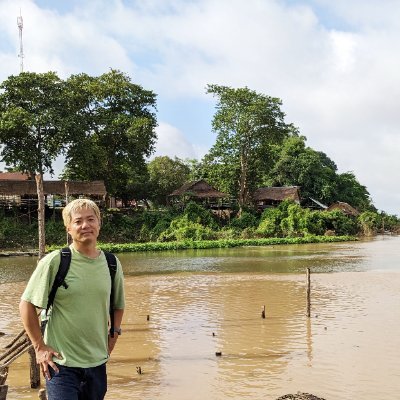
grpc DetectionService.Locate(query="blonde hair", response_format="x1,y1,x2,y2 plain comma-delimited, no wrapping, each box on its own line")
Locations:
62,199,101,228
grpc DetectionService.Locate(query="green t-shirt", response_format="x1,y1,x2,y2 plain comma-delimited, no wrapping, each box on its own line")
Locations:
21,246,125,368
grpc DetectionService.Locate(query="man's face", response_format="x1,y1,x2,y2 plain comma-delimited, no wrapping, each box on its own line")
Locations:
67,208,100,245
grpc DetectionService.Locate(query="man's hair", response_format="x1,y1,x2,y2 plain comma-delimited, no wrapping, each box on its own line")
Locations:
62,198,101,227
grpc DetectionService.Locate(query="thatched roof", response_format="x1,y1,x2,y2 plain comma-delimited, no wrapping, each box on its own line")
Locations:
326,201,359,216
0,172,31,181
0,180,106,196
169,179,227,199
253,186,301,203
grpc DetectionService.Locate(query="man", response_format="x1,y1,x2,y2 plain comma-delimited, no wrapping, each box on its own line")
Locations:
19,198,125,400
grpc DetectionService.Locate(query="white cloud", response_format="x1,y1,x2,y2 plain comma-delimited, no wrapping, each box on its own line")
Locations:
153,122,201,160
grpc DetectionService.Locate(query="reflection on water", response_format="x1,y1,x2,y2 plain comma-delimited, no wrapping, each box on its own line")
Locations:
1,235,400,399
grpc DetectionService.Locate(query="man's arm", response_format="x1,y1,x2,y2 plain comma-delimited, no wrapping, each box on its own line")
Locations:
19,300,61,380
108,308,124,355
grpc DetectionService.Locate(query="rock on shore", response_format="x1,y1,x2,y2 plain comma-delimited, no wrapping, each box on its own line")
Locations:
276,393,326,400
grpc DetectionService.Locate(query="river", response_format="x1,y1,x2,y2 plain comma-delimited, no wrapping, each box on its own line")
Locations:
1,235,400,399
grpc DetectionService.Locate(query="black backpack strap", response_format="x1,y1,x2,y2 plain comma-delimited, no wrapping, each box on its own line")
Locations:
104,251,117,337
46,247,71,315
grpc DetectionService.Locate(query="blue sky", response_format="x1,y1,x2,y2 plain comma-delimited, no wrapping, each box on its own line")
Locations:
0,0,399,215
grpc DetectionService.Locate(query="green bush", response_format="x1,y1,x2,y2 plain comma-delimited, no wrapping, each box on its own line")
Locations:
280,203,306,237
323,210,358,236
302,210,327,236
257,207,284,237
358,211,379,236
215,227,238,240
183,202,219,229
158,214,216,241
45,220,66,245
230,211,259,230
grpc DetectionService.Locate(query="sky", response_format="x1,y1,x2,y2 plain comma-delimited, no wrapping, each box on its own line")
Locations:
0,0,399,215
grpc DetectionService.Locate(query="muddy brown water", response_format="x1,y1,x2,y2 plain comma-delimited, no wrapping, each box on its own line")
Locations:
1,235,400,399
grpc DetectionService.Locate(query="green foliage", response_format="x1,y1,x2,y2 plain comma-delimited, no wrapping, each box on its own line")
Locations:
380,213,400,232
257,207,284,237
148,156,190,205
335,172,373,212
302,210,326,236
183,202,219,229
265,136,374,211
62,70,158,199
158,215,216,242
279,203,307,237
47,235,357,254
0,72,69,176
323,210,358,236
0,215,38,249
204,84,294,209
230,211,259,230
358,211,380,236
44,220,66,245
255,200,362,237
267,135,338,204
100,209,177,243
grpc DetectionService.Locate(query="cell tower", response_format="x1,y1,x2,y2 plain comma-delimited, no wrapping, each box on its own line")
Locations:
17,11,24,73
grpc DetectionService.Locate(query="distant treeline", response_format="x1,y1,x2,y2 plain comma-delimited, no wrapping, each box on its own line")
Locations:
1,201,398,251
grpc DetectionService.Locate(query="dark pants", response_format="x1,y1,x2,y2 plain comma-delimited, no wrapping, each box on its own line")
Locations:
46,363,107,400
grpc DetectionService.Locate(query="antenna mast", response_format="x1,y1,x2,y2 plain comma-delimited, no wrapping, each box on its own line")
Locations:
17,11,24,73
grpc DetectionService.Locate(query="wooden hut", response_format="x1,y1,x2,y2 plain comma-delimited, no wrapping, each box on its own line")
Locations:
326,201,359,216
252,186,301,210
0,180,107,208
168,179,228,209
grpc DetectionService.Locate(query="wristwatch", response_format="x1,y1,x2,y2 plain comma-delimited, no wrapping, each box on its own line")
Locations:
110,327,122,336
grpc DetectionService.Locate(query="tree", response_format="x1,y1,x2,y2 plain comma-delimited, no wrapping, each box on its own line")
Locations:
268,135,338,204
0,72,69,258
205,84,293,211
267,136,373,210
148,156,190,205
62,70,157,202
335,172,373,211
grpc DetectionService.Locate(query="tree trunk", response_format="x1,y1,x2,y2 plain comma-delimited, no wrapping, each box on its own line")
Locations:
238,152,249,213
35,174,46,260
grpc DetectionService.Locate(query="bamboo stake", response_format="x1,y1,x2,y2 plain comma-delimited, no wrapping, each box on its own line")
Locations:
0,384,8,400
306,268,311,318
28,347,40,389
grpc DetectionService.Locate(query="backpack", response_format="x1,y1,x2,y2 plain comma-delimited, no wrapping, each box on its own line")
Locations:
43,247,118,337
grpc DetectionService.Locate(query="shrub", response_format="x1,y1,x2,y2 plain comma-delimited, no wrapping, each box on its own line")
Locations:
257,207,284,237
158,215,216,241
358,211,379,236
230,211,259,230
183,201,219,229
323,210,358,236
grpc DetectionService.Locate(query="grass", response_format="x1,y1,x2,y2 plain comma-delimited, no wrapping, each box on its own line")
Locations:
47,235,357,254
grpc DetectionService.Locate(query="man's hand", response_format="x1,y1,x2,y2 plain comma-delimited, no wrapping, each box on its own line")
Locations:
35,343,62,381
108,334,119,355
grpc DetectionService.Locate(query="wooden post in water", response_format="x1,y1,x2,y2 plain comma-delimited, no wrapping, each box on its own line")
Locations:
28,347,40,388
0,385,8,400
306,267,311,318
0,367,8,400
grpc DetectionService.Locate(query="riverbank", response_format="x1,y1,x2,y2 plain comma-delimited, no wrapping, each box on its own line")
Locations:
0,235,357,257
